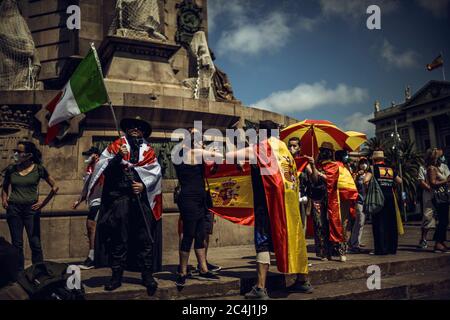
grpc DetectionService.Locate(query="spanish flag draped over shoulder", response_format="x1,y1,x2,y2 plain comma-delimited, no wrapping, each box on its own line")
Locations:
206,163,255,226
319,160,344,243
337,162,358,218
254,137,308,274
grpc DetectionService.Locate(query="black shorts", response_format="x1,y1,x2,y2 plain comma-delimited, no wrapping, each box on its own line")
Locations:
204,210,214,235
182,215,205,238
87,205,100,221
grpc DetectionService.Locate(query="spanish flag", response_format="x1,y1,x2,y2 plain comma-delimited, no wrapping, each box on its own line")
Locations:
426,54,444,71
319,160,344,243
337,162,358,219
254,137,308,274
206,163,255,226
294,156,309,174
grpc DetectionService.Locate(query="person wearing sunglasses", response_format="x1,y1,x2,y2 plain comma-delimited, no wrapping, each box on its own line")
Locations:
1,141,58,272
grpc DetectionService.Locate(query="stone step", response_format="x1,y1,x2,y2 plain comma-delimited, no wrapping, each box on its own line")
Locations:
214,267,450,300
239,252,450,295
81,248,450,300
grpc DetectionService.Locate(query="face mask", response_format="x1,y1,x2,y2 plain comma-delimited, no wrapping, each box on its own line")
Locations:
343,155,349,163
360,164,368,170
84,154,94,163
439,156,446,164
319,149,333,161
13,151,19,162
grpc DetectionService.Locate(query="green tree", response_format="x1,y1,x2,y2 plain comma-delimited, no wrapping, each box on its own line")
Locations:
385,140,424,205
362,137,387,157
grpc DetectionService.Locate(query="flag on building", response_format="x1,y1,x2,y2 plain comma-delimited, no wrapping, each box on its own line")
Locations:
426,54,444,71
45,45,109,143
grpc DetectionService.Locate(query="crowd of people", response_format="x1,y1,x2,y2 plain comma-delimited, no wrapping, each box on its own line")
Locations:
1,117,449,300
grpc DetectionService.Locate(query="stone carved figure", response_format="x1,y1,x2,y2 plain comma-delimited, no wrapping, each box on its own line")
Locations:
183,31,216,100
374,100,381,113
0,0,41,90
213,66,236,102
405,85,411,101
109,0,167,41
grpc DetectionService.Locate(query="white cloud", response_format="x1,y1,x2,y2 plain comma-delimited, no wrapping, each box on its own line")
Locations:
297,16,323,31
320,0,399,19
208,0,246,32
416,0,450,18
252,81,369,114
294,0,399,32
342,112,375,137
217,12,290,56
380,39,420,69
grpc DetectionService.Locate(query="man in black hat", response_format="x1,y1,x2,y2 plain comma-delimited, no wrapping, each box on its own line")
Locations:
73,146,102,269
86,116,163,294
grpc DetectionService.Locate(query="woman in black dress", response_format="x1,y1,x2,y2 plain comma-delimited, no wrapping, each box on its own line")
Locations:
364,150,402,255
173,128,223,287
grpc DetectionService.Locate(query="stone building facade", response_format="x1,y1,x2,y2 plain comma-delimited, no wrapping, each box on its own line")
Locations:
369,80,450,158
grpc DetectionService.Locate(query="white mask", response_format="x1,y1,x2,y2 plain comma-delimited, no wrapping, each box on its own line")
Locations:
84,154,94,163
361,164,368,170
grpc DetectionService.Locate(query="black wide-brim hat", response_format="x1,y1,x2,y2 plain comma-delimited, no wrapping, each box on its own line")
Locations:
120,116,152,138
82,146,101,156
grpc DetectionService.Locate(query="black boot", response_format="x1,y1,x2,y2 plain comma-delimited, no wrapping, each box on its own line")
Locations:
142,271,158,296
105,268,123,291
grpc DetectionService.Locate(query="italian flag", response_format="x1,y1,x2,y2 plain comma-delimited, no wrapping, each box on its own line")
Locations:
45,45,109,143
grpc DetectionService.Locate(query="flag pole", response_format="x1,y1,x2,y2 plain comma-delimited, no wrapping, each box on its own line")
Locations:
441,51,446,81
90,42,122,138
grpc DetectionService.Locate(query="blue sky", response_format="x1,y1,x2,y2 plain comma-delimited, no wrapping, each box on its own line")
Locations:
207,0,450,137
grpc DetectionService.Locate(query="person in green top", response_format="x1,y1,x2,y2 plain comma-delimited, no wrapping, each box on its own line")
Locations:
1,141,59,271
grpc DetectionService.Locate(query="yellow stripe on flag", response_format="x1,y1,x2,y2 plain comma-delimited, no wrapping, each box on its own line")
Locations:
269,138,308,274
393,192,404,235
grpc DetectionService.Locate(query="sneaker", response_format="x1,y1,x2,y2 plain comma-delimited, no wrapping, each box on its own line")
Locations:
286,281,314,294
196,271,220,281
177,266,193,278
245,286,269,300
79,257,95,270
348,247,363,254
176,274,187,287
196,262,222,273
206,262,222,272
339,255,347,262
417,240,428,249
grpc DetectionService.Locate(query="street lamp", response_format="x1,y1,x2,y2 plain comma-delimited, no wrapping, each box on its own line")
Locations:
393,120,407,222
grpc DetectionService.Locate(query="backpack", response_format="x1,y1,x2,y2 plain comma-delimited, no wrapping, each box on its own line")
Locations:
363,171,385,215
17,261,85,300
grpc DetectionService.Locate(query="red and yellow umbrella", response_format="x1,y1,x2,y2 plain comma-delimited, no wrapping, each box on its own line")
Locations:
280,120,350,157
344,131,367,151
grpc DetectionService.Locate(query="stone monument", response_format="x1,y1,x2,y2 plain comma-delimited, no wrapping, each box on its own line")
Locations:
0,0,298,260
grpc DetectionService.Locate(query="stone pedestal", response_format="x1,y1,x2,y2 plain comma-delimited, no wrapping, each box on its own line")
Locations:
99,36,191,98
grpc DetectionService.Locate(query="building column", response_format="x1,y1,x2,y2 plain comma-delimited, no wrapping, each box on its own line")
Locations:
408,122,416,151
427,117,437,148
